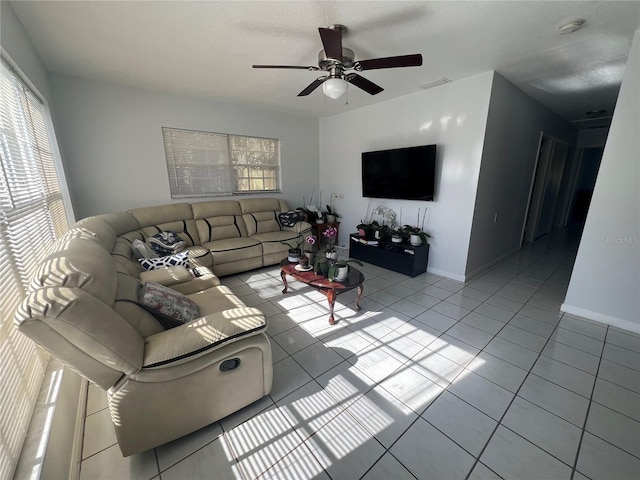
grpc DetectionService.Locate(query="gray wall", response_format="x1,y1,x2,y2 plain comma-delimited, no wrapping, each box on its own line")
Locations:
465,73,576,277
563,30,640,331
49,74,319,219
1,1,51,101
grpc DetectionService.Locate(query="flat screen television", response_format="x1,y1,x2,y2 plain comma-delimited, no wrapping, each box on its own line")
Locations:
362,144,436,201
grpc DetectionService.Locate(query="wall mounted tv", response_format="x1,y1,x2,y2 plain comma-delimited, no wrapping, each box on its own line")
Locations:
362,144,436,201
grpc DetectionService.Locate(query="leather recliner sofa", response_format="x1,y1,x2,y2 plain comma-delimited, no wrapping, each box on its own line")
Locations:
14,198,311,456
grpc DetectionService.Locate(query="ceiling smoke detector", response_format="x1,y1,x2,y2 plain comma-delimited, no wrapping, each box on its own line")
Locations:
559,18,585,35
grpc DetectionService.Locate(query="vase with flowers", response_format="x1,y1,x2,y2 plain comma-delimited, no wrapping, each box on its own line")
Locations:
303,234,318,264
323,226,338,260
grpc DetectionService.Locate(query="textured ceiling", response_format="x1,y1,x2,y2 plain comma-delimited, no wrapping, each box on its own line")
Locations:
8,1,640,122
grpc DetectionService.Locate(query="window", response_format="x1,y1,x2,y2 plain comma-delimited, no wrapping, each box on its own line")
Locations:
162,127,280,198
0,57,70,480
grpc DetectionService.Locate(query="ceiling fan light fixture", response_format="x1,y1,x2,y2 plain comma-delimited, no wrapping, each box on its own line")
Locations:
558,18,585,35
322,77,348,99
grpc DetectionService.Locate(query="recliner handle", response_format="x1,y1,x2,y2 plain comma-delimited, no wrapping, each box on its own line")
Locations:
220,358,241,372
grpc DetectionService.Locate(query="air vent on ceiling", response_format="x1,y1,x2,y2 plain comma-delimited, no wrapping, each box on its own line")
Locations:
419,77,452,90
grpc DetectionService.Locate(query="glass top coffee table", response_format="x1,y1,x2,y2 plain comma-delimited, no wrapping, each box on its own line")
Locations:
279,259,365,325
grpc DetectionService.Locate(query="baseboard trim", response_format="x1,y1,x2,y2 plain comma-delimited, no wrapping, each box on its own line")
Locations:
561,303,640,334
463,246,523,282
427,267,466,282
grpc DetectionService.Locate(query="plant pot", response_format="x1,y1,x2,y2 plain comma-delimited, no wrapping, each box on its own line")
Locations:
316,218,324,224
305,251,316,264
391,234,403,243
288,249,301,263
410,234,423,246
326,251,338,260
326,214,336,223
334,265,349,282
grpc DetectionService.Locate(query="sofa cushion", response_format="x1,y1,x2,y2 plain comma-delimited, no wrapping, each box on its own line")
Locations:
243,211,282,236
195,215,247,243
203,237,262,265
132,239,158,259
239,198,285,214
139,282,200,329
139,266,193,286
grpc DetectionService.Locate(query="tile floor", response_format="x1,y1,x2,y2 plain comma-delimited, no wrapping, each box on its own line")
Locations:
79,230,640,479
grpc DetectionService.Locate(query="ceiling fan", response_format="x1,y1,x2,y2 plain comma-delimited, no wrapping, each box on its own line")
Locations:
252,24,422,99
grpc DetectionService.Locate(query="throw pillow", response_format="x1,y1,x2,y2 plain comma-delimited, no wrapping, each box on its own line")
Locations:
146,231,186,255
138,282,200,329
132,238,158,259
138,251,189,270
278,209,305,227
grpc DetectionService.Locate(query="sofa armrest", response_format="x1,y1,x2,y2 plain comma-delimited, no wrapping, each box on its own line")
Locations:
139,266,192,286
142,307,266,368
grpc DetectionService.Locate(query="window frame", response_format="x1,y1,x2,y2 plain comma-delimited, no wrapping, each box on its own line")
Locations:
0,54,72,480
162,127,282,198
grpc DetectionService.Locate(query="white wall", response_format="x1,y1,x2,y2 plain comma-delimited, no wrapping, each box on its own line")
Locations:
49,74,319,219
319,73,494,280
465,73,576,277
562,30,640,332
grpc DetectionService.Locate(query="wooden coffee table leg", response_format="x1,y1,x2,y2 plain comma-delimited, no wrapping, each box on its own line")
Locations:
327,288,337,325
355,284,363,311
281,269,289,294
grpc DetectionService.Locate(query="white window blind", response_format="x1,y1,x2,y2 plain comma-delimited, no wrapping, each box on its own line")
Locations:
162,127,280,197
0,57,69,480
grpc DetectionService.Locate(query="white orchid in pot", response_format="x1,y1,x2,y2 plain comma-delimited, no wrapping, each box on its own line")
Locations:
401,207,431,246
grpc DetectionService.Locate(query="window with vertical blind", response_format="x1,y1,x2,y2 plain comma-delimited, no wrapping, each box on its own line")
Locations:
0,57,70,480
162,127,281,197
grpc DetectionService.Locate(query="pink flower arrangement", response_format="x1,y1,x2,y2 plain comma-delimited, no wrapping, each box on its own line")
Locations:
323,226,338,252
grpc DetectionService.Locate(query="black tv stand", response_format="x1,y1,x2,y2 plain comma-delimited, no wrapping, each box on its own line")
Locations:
349,234,429,277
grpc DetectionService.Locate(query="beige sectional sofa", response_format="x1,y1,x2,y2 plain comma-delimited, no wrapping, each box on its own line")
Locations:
14,197,310,456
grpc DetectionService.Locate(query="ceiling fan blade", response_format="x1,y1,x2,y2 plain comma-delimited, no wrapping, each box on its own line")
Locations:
345,74,383,95
357,54,423,71
253,64,320,71
298,77,326,96
318,27,342,60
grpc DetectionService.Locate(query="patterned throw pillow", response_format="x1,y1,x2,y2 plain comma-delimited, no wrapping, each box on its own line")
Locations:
132,238,158,259
278,210,305,227
146,231,186,255
138,282,200,329
138,251,189,270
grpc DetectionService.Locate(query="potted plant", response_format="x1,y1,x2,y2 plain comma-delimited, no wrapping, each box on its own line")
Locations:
325,204,340,223
303,234,318,264
314,257,363,282
401,208,431,246
280,232,305,262
401,225,431,246
323,225,339,260
391,228,405,243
